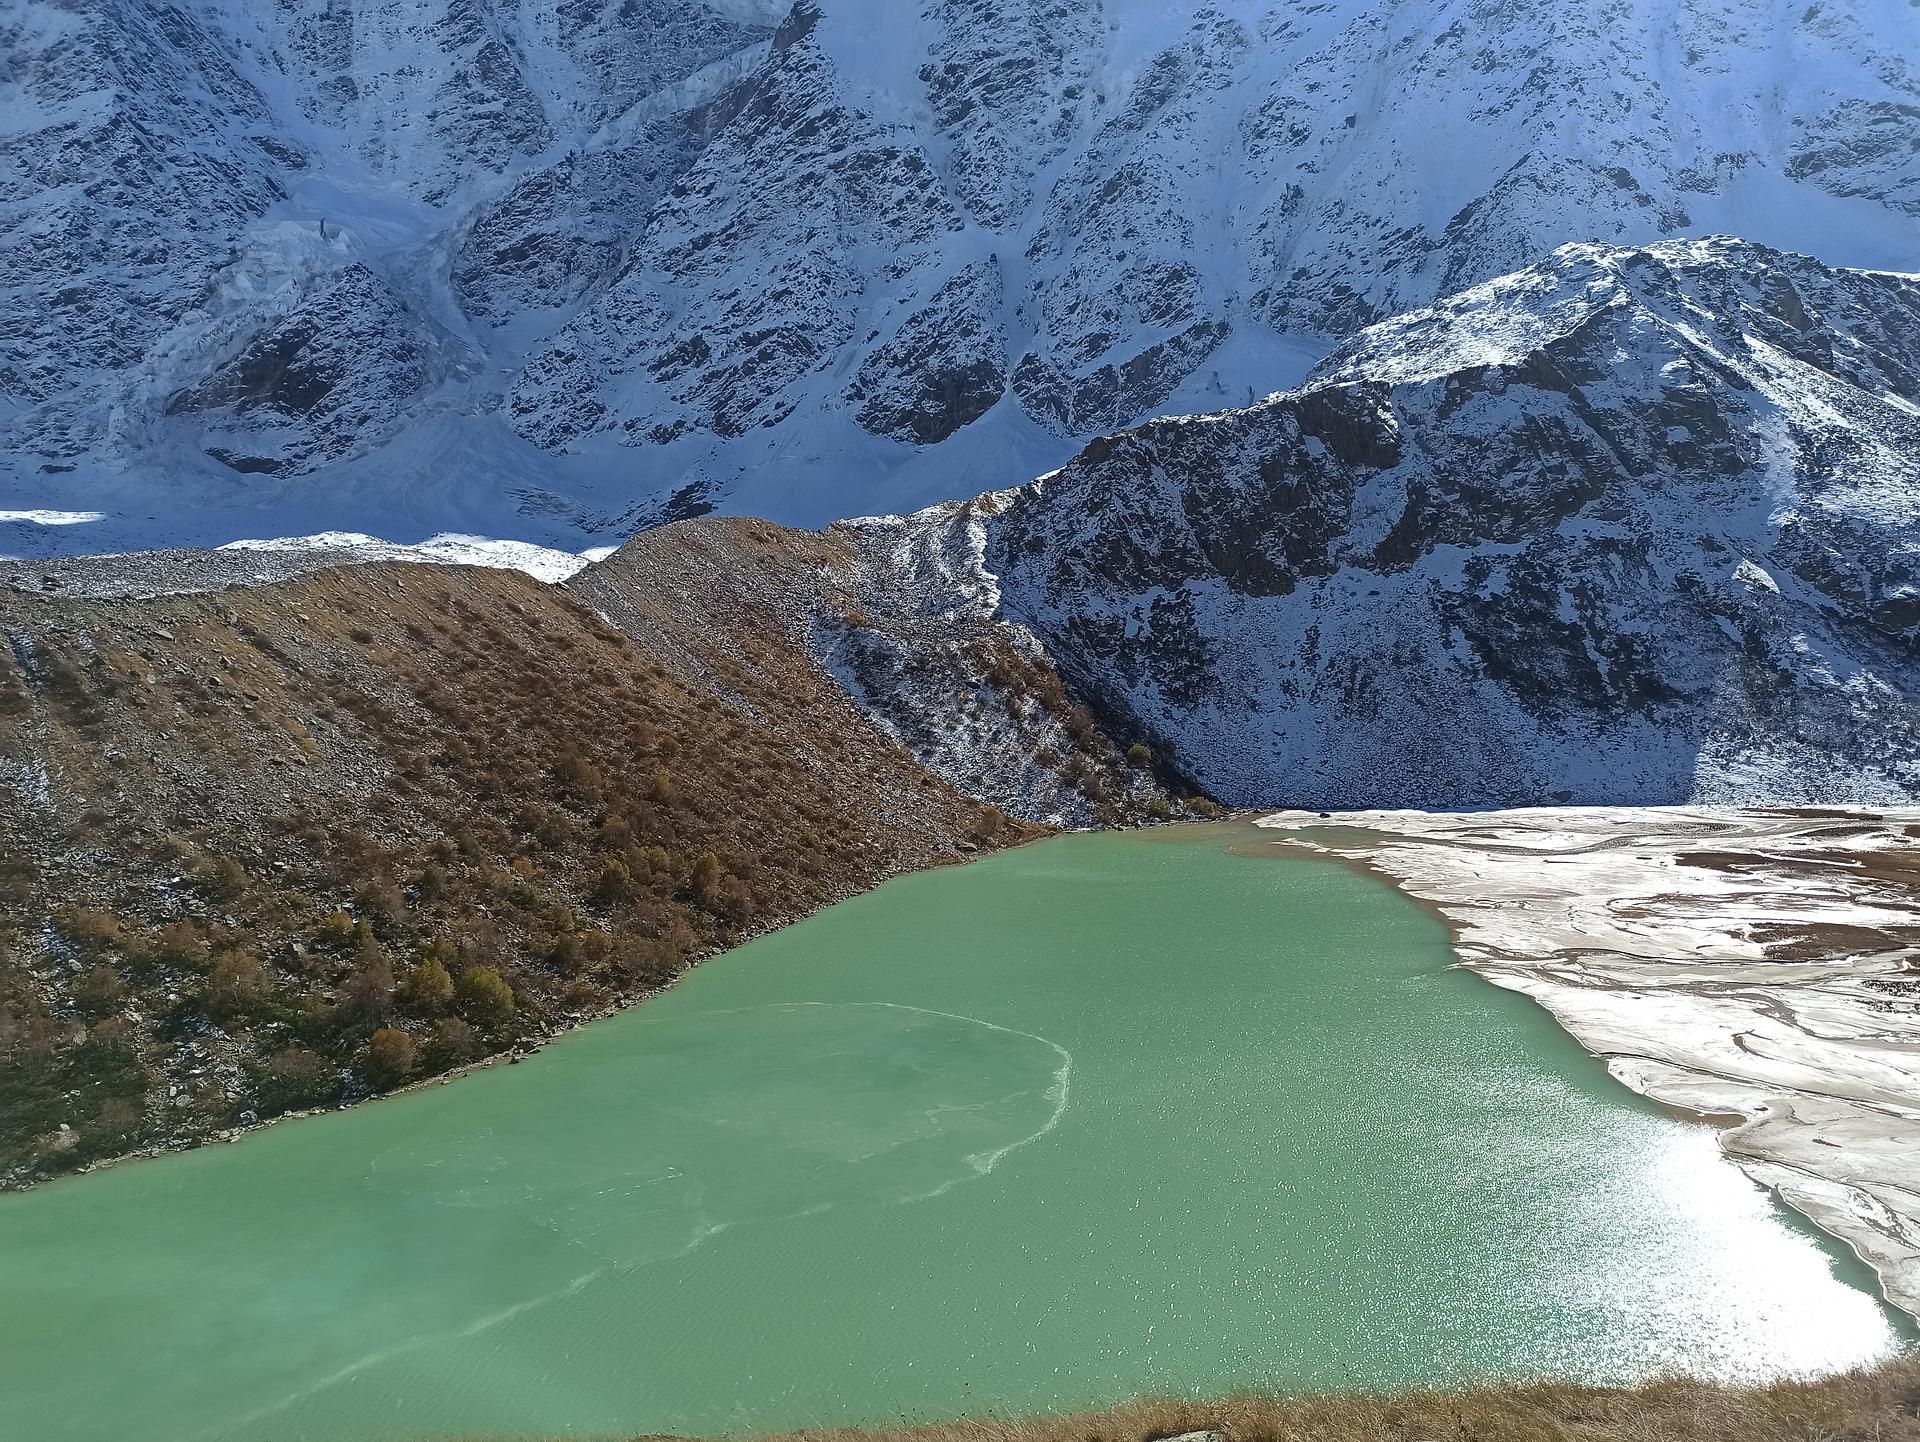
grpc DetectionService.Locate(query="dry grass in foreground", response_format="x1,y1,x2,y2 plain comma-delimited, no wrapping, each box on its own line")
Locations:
660,1358,1920,1442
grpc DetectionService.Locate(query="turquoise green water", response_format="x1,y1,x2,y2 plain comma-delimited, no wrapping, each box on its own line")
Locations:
0,827,1906,1442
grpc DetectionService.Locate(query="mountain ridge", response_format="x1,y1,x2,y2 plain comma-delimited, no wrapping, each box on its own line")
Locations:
6,0,1917,555
0,520,1167,1186
804,236,1920,806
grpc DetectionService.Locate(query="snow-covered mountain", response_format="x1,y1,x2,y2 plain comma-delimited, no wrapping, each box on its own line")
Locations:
818,238,1920,807
5,0,1917,556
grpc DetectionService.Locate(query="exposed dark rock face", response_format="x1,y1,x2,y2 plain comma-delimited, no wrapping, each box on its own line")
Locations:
1010,321,1232,437
833,240,1920,809
552,0,767,123
0,0,289,448
1,0,778,506
510,13,966,450
454,142,685,327
417,3,557,199
917,2,1102,227
847,262,1007,444
162,265,472,476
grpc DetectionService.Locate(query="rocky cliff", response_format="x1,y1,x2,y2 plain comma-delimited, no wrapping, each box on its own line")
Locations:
6,0,1916,553
823,239,1920,807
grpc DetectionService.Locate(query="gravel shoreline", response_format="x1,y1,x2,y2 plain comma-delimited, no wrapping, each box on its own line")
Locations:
1255,805,1920,1323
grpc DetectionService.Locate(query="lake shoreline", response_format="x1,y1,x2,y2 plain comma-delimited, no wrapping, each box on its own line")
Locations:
56,797,1920,1342
9,821,1905,1442
1251,805,1920,1325
630,1357,1920,1442
50,841,1050,1191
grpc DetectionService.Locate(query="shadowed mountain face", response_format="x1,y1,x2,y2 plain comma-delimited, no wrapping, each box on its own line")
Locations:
4,0,1917,551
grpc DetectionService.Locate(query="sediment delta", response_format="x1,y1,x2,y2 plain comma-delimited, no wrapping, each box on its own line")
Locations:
1255,806,1920,1321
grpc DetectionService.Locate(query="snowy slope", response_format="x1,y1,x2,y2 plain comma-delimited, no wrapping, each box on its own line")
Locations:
3,0,1917,555
830,239,1920,807
2,0,783,555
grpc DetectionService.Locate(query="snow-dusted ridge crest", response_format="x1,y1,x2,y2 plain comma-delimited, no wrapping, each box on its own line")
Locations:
4,0,1917,551
828,236,1920,812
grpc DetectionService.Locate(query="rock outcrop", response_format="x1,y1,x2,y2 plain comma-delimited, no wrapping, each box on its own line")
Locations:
5,0,1916,550
833,240,1920,807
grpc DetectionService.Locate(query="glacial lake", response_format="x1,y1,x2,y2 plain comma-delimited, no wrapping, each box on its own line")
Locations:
0,825,1907,1442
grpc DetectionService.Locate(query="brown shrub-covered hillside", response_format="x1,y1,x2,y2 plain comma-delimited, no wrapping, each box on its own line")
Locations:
0,526,1098,1186
676,1358,1920,1442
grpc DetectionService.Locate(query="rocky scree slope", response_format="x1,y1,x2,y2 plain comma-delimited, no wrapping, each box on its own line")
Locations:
832,239,1920,809
5,0,1918,550
573,519,1185,830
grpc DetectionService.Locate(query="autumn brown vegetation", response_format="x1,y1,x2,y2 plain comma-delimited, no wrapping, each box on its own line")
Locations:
0,526,1101,1183
631,1358,1920,1442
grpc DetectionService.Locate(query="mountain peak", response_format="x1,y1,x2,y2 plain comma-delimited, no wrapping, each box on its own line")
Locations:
1309,235,1920,402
